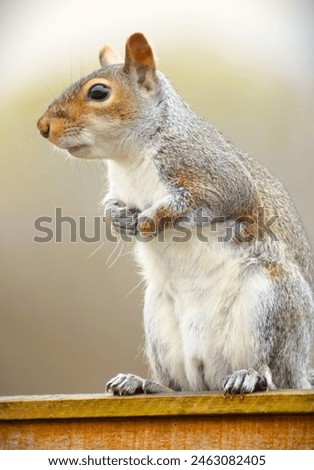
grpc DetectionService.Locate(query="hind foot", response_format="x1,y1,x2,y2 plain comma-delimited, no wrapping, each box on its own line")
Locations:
223,365,276,395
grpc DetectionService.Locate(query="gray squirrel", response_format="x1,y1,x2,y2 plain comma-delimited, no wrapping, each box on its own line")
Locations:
37,33,314,395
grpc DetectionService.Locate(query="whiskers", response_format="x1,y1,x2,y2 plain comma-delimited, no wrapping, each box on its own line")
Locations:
51,145,68,159
87,241,106,259
62,126,93,146
105,237,134,270
43,83,57,101
105,238,121,265
125,277,146,299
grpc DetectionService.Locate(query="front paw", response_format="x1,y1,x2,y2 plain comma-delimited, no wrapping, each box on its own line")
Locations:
105,200,139,236
137,212,157,237
223,365,275,395
138,206,173,237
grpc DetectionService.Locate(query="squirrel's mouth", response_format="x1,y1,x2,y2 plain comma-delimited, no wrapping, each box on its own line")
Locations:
66,144,90,157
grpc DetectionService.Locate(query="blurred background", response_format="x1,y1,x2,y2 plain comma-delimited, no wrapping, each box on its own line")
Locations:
0,0,313,395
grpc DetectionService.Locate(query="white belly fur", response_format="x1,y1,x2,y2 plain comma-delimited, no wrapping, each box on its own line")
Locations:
136,229,271,391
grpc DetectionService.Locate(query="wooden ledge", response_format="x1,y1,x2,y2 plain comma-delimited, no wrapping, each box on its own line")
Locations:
0,390,313,421
0,391,313,449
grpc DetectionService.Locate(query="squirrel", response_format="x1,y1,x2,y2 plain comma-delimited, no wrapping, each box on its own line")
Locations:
37,33,314,395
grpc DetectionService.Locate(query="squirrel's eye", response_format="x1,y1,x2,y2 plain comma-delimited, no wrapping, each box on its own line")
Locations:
87,84,111,101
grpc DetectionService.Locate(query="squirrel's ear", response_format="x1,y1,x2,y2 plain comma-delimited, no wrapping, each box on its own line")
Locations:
99,45,122,67
123,33,157,91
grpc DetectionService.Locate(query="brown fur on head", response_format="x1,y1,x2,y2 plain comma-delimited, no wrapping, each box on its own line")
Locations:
37,33,158,159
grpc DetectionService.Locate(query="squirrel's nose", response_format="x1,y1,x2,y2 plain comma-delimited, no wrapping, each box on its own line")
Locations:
37,117,50,139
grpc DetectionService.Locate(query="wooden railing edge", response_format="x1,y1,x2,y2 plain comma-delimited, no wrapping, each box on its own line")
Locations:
0,390,313,421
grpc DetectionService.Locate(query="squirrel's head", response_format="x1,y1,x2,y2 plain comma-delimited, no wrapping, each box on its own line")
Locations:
37,33,159,159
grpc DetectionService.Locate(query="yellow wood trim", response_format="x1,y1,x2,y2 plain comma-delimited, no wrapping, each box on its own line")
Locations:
0,390,313,421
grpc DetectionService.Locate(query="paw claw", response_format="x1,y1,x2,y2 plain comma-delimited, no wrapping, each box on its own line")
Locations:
106,374,173,395
223,366,274,395
105,373,146,396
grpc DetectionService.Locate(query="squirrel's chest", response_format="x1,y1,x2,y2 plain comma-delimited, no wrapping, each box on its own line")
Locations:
107,156,168,210
138,229,247,289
